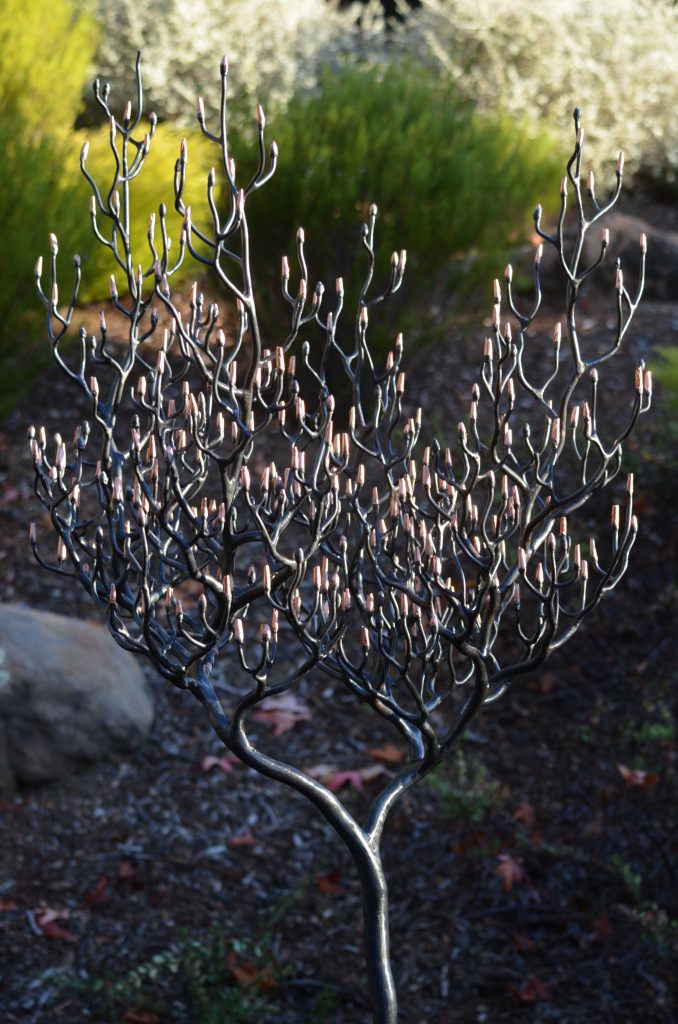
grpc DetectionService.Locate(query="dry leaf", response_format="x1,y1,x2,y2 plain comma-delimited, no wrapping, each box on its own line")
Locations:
201,754,240,773
307,762,389,792
120,1010,161,1024
228,828,258,849
512,803,537,830
316,868,342,894
35,907,77,943
83,877,109,907
495,853,525,892
366,742,405,764
251,695,312,735
226,949,275,990
616,763,660,788
516,977,551,1002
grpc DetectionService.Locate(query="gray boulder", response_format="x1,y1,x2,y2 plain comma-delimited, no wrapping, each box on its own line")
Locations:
0,604,154,790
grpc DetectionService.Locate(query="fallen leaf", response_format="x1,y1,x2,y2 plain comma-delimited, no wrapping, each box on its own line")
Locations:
366,742,405,764
35,908,77,943
120,1010,161,1024
511,931,536,952
307,762,389,792
117,861,137,883
495,853,525,892
228,828,258,849
512,804,537,830
316,868,342,894
226,949,275,990
616,763,660,788
83,877,109,907
201,754,240,774
516,977,551,1002
251,695,312,735
591,912,614,939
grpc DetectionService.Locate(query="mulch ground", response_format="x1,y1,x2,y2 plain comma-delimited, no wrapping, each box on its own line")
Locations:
0,193,677,1024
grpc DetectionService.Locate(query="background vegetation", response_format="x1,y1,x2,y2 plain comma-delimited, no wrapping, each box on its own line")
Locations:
3,0,678,401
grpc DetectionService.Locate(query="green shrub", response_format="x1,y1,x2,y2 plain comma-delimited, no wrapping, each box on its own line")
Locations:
240,63,559,336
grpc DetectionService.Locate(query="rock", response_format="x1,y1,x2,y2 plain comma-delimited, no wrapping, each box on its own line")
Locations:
539,212,678,301
0,604,154,790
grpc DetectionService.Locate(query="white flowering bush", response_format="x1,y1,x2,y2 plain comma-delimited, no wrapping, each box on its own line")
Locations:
91,0,346,123
355,0,678,182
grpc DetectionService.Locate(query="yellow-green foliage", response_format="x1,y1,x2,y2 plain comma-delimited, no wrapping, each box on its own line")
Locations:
73,126,217,303
0,0,95,130
0,0,97,409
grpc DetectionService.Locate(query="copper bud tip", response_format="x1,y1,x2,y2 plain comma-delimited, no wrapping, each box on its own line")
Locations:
504,263,513,282
296,226,305,243
640,232,647,254
360,305,369,326
49,232,58,255
601,227,609,246
29,523,37,543
270,140,278,157
256,103,265,126
493,278,501,301
197,96,205,120
587,170,594,192
81,140,89,162
220,55,229,75
535,243,543,265
553,322,562,346
590,367,598,382
233,619,244,644
617,150,624,174
626,472,634,494
281,254,289,278
35,256,43,276
517,547,527,572
644,369,652,395
615,266,624,291
361,626,370,650
560,176,568,196
108,584,117,604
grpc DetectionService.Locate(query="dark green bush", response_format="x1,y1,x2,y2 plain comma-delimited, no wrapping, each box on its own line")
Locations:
241,63,560,339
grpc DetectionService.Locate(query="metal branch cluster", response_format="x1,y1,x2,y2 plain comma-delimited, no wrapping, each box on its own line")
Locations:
28,55,651,1024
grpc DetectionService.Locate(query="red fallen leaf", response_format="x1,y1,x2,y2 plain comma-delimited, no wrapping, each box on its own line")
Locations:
366,743,405,764
120,1010,161,1024
512,803,537,830
226,948,275,990
515,977,551,1002
117,861,137,883
307,762,389,792
201,754,240,774
35,909,77,943
316,868,342,894
591,912,614,939
511,931,536,952
534,672,556,693
251,695,312,735
83,877,109,907
495,853,525,892
228,828,258,849
0,899,16,912
616,763,660,788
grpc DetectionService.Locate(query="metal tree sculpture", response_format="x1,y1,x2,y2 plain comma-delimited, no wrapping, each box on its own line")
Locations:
29,54,651,1024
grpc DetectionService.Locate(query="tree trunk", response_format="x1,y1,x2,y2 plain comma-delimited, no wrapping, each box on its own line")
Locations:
352,842,398,1024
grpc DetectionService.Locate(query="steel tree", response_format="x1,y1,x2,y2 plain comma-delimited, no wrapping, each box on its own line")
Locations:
29,54,650,1023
